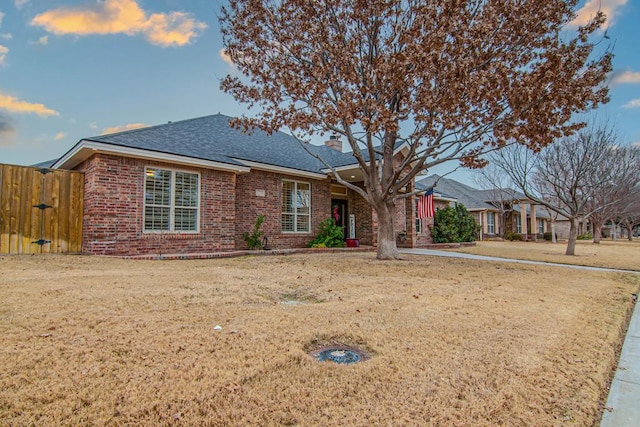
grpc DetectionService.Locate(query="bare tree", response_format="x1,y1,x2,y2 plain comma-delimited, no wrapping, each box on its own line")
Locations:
619,190,640,240
492,123,624,255
586,145,640,243
473,164,519,237
219,0,611,259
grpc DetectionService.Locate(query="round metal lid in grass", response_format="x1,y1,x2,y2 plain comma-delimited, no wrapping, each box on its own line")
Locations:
310,345,369,365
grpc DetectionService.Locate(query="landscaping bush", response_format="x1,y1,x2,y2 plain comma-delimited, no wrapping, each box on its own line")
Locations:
432,204,479,243
242,214,265,249
577,232,593,240
308,218,345,248
504,231,524,241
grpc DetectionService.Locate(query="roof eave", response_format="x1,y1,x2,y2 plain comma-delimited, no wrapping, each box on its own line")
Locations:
52,140,251,174
231,159,328,180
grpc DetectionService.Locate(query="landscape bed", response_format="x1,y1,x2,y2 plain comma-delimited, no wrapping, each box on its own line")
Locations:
1,252,638,426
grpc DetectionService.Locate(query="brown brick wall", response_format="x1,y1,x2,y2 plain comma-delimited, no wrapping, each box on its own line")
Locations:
77,154,236,255
235,170,333,249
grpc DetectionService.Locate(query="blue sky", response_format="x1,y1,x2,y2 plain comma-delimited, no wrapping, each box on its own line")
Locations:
1,0,639,173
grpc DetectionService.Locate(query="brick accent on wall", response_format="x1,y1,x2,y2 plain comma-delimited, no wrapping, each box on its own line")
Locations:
77,154,237,255
235,169,333,249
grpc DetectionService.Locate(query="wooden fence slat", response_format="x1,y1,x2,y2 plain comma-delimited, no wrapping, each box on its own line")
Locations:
0,165,9,254
0,164,84,255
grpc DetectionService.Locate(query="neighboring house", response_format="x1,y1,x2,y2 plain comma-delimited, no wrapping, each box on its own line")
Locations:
50,113,430,256
416,175,549,240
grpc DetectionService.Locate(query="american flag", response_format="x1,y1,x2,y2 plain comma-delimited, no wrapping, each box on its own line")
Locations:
417,189,435,219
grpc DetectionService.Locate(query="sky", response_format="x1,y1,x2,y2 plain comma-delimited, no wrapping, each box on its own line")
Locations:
1,0,639,180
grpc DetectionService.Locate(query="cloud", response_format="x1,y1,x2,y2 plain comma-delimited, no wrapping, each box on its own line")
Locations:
89,121,98,129
54,131,67,140
0,45,7,66
101,122,148,134
0,11,4,26
31,0,207,47
219,48,234,66
15,0,29,8
569,0,627,30
0,113,17,146
0,34,12,40
0,91,59,116
622,99,640,109
612,71,640,85
35,35,48,46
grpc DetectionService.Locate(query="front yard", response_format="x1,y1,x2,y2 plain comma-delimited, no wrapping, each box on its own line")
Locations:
1,252,638,426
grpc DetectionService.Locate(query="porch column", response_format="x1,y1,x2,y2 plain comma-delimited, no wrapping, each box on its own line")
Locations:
520,203,528,238
531,204,537,241
481,211,487,240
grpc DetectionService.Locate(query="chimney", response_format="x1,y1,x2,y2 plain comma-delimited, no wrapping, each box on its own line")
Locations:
324,135,342,152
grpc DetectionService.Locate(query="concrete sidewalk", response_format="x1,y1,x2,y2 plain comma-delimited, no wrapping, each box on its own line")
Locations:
600,298,640,426
399,248,639,426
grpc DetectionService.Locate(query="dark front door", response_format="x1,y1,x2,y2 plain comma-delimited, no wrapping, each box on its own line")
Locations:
331,199,348,240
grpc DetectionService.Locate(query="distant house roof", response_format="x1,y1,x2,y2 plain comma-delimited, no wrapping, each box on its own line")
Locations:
417,174,549,219
30,159,58,168
417,175,498,211
52,114,375,178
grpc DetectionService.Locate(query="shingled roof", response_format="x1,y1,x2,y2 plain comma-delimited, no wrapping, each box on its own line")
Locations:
53,114,364,174
417,175,498,211
417,174,549,218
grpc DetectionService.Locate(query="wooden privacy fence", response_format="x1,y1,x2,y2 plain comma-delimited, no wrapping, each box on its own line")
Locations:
0,164,84,254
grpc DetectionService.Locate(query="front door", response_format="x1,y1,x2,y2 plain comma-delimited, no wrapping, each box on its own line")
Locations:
331,199,348,240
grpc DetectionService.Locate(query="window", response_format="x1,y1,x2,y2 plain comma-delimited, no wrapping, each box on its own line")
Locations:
516,215,522,233
415,199,422,233
282,180,310,232
487,212,495,234
144,167,199,232
539,219,544,234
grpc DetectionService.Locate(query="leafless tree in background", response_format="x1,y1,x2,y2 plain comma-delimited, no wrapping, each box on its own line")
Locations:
491,123,625,255
586,145,640,242
473,164,518,238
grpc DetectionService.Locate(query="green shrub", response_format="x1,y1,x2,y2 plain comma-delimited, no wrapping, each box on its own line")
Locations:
242,214,265,249
577,232,593,240
543,231,557,241
504,231,524,241
308,218,345,248
432,204,479,243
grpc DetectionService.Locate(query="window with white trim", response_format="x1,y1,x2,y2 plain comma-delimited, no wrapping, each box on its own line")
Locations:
144,167,199,232
539,219,544,234
282,180,310,232
487,212,495,234
516,215,522,233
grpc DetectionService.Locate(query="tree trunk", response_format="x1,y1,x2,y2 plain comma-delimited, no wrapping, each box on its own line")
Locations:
551,218,557,243
612,222,617,240
565,218,578,255
628,224,634,241
375,199,401,260
593,223,602,244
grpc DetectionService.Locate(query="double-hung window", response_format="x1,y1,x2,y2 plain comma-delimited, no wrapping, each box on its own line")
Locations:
144,167,199,232
282,180,310,232
539,219,544,234
487,212,495,234
515,215,522,234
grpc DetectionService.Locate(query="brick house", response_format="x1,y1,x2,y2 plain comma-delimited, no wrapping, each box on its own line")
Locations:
51,114,431,256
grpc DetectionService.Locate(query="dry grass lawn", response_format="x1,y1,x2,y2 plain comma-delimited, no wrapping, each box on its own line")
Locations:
447,239,640,271
1,253,638,426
